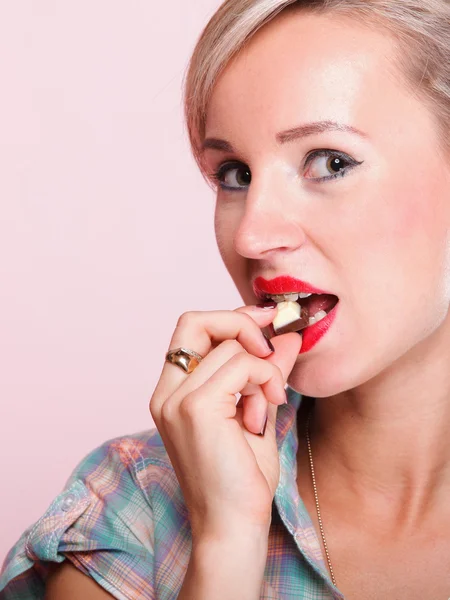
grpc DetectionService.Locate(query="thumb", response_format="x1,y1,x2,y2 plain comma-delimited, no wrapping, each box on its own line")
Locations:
239,331,302,437
265,331,303,381
243,331,302,496
264,331,302,433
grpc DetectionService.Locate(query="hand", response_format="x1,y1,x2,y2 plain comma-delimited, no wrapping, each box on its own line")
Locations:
149,306,302,541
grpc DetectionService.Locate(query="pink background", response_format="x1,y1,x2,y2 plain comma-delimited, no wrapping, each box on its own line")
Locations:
0,0,241,562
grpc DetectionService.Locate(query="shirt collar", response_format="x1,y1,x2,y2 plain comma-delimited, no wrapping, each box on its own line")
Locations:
274,386,344,599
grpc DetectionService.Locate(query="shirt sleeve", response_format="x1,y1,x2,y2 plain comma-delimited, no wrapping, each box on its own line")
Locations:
0,436,156,600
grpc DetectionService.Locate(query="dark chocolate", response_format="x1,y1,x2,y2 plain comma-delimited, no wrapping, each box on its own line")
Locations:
273,308,309,335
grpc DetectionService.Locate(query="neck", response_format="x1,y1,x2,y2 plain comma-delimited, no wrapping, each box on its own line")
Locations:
304,326,450,536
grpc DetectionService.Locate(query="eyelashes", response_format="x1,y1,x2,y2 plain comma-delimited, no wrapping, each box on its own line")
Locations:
211,162,251,190
209,149,364,191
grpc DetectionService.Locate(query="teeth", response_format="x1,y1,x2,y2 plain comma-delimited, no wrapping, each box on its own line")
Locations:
308,310,327,326
266,292,314,303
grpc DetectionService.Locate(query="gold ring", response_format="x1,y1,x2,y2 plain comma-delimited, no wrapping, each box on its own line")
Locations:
165,347,204,374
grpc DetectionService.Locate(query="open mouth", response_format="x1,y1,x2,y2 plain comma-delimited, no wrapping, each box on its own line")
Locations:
262,292,339,333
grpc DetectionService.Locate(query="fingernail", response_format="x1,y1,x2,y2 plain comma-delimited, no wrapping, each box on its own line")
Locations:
263,333,275,353
258,412,268,436
256,301,277,309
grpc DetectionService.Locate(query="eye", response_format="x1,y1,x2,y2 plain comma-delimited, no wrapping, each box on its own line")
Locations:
304,149,362,182
210,161,251,191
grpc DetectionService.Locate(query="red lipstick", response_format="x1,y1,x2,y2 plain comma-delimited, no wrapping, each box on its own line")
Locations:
253,275,335,299
253,275,339,354
298,303,339,353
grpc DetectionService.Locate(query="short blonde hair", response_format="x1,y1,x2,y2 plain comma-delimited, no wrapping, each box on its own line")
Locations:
183,0,450,179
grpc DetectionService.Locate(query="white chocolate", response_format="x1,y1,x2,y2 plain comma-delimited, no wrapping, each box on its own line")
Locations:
273,301,301,330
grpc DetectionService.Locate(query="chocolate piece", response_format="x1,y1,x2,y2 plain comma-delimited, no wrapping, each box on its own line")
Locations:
273,300,300,328
273,300,309,335
273,314,309,335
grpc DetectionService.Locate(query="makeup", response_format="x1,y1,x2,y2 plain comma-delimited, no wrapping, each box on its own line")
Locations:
253,275,339,353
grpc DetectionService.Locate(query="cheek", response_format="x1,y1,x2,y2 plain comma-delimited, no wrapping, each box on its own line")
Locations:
379,173,448,272
396,180,450,324
388,176,440,237
342,172,450,351
214,204,233,262
342,165,448,279
214,203,249,290
332,171,437,305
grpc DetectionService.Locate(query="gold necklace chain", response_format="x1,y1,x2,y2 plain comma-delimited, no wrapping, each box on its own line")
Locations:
306,407,337,587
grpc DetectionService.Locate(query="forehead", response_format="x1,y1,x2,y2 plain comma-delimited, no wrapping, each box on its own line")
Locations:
205,11,421,142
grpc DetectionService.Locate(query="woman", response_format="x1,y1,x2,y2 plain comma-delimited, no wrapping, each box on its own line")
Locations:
2,0,450,598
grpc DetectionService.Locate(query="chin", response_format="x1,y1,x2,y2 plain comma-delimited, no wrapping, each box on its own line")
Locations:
286,351,380,399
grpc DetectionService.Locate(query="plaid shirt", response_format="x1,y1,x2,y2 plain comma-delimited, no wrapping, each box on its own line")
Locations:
0,387,344,599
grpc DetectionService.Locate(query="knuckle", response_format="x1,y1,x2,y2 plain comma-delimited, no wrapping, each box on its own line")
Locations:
149,391,164,422
241,311,264,333
240,311,258,328
148,394,159,420
176,311,199,329
179,392,201,419
236,311,259,334
230,350,254,368
271,362,283,379
235,310,251,322
219,339,243,353
160,398,177,423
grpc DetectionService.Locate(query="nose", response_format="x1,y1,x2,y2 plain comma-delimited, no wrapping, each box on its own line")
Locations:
233,176,307,259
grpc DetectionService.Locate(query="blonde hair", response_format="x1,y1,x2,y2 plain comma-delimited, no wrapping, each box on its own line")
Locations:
183,0,450,179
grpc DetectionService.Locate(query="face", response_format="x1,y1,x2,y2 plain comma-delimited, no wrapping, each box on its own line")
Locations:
202,10,450,398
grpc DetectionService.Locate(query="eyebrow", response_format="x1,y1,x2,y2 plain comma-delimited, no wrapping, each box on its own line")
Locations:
201,120,368,153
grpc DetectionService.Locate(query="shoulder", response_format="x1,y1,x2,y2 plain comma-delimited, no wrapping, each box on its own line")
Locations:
0,427,190,599
74,425,173,474
71,426,176,486
74,427,186,516
59,426,190,551
89,427,187,518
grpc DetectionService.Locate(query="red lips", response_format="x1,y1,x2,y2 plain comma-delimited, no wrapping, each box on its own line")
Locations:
253,275,339,354
253,275,335,299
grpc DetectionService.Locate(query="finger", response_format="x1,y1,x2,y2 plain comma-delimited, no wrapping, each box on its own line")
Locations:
151,338,246,421
260,331,303,393
166,339,273,435
240,391,271,435
154,329,301,437
170,308,278,357
166,337,285,435
260,330,303,426
238,326,303,393
152,340,248,447
162,328,300,408
182,352,286,427
237,330,303,434
155,331,301,440
151,307,279,410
